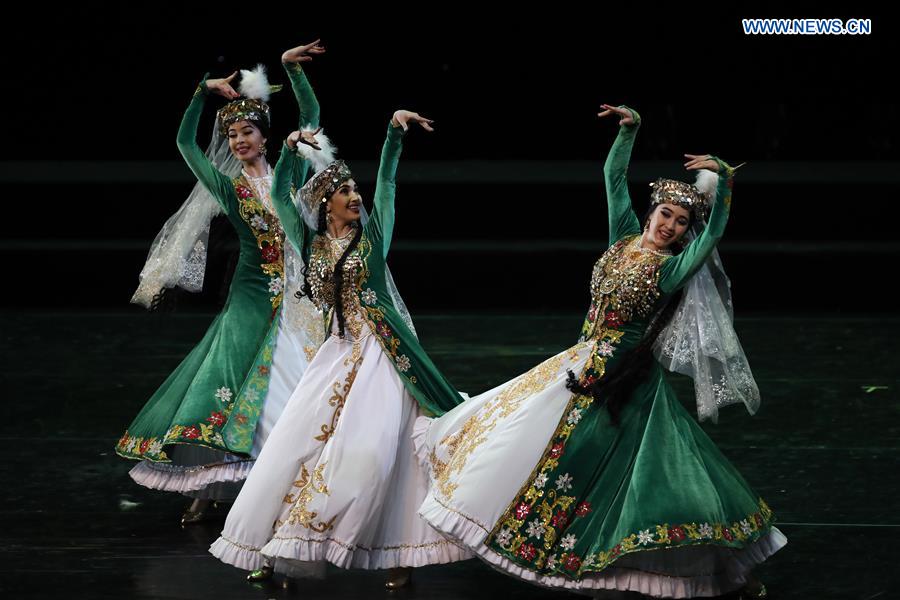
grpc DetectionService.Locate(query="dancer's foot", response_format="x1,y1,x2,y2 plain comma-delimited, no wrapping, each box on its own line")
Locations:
246,566,274,582
739,575,768,598
180,498,212,526
385,567,412,590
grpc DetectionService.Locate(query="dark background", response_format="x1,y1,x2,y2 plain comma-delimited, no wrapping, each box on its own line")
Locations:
1,6,898,600
1,5,896,312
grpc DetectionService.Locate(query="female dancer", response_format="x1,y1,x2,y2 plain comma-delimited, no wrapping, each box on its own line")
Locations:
416,104,784,598
117,42,328,524
210,110,470,587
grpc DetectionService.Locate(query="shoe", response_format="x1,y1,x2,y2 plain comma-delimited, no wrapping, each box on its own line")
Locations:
180,507,209,526
739,581,768,599
385,567,412,590
246,566,274,582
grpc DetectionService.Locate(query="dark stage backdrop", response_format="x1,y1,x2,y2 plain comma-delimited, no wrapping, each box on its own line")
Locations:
1,5,897,312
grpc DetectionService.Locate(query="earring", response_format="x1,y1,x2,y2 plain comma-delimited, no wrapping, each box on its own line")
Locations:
259,143,267,155
326,211,334,224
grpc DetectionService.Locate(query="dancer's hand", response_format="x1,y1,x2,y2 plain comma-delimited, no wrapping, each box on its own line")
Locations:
598,104,636,126
287,128,323,150
282,40,326,64
391,110,434,132
206,72,240,99
684,154,720,172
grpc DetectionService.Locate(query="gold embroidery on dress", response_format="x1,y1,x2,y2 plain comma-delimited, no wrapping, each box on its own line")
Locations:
308,231,367,338
286,462,336,532
282,464,311,504
581,235,668,340
430,350,578,501
314,343,364,442
233,175,285,311
267,534,458,553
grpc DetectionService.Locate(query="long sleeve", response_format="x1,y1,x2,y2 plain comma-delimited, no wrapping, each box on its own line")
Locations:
658,160,734,293
365,122,406,258
604,107,642,246
175,76,236,212
271,143,310,255
283,62,319,190
283,62,320,130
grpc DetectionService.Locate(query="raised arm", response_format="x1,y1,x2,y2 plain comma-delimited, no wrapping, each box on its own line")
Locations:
271,137,311,254
599,104,642,245
176,73,240,212
366,110,433,258
658,157,734,293
281,40,326,188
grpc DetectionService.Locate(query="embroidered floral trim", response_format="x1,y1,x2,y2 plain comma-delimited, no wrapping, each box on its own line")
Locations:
234,175,285,313
484,327,624,569
224,321,280,453
355,237,414,380
361,288,378,306
115,431,167,461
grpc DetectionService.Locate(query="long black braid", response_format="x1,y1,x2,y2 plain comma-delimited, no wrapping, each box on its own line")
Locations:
295,200,362,338
566,289,683,425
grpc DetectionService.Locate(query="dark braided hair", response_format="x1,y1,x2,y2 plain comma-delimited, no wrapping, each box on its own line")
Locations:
295,199,362,337
566,291,684,426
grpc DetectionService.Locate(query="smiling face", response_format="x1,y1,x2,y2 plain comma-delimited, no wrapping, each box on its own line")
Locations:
227,120,267,162
327,179,362,224
645,203,691,250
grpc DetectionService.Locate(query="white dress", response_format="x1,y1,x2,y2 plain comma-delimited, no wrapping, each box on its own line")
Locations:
414,343,786,598
210,232,470,573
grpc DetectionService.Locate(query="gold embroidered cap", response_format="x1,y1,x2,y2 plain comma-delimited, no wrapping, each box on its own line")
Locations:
299,160,354,214
649,178,710,220
216,98,271,136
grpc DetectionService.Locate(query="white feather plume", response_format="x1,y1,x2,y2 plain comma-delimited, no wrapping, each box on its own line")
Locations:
239,64,272,102
693,169,719,204
296,128,338,175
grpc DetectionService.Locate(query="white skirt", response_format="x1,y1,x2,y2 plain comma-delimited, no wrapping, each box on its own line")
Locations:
210,316,470,573
128,296,322,497
414,341,786,598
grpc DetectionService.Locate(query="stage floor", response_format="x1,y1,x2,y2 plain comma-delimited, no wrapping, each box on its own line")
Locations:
2,311,897,599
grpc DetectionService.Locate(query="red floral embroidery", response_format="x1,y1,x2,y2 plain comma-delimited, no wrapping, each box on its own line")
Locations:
376,322,392,339
588,304,598,321
139,439,150,454
549,442,565,459
515,502,531,520
722,527,734,542
207,411,226,427
262,245,280,263
565,554,582,571
234,413,248,425
754,513,764,528
604,311,622,328
575,501,592,517
236,185,253,200
517,543,537,561
258,366,270,376
551,511,569,528
669,526,686,542
182,426,200,440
